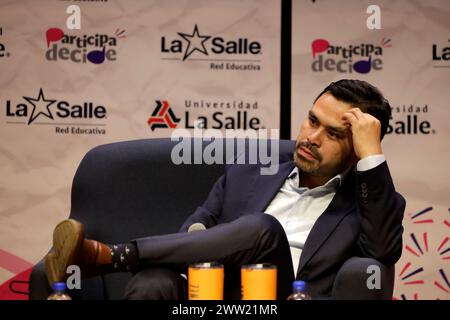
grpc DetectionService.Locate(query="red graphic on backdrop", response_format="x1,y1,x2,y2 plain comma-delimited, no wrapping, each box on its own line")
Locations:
394,207,450,299
46,28,64,48
147,100,181,131
0,249,33,300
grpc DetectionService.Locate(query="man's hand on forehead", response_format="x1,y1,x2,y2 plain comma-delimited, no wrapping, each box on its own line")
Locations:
342,108,383,159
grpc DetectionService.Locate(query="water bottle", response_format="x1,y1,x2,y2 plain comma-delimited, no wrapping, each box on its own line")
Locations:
287,280,312,300
47,282,72,300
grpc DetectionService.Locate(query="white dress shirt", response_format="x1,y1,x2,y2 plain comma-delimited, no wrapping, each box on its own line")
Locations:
264,155,385,275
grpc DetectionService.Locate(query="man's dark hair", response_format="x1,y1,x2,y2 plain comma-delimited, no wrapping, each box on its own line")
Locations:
314,79,392,140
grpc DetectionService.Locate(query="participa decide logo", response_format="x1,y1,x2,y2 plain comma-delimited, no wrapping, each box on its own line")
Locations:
0,26,10,59
45,27,126,64
310,37,391,74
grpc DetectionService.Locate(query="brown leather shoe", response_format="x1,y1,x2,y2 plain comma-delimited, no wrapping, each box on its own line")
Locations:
45,219,113,287
45,219,84,287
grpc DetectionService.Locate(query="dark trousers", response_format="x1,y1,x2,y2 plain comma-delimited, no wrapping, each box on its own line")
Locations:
123,214,295,300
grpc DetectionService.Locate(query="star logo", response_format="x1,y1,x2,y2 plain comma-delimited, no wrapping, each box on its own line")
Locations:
178,25,211,61
22,88,56,125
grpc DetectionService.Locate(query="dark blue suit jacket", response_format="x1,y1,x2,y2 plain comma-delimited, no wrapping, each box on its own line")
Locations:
180,147,405,298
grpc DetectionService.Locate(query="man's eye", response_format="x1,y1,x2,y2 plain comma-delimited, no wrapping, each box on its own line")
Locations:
328,131,338,138
309,117,318,126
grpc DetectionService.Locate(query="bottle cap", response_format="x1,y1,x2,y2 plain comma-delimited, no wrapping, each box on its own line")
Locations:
53,282,66,292
293,280,307,292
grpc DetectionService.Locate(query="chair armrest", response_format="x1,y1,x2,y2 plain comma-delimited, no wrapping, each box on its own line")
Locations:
332,257,395,300
28,259,51,300
28,257,106,300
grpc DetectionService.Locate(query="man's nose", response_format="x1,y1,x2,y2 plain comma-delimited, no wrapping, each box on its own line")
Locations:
307,128,322,147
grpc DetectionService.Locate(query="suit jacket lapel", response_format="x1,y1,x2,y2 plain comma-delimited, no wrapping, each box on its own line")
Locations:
243,161,295,214
296,169,357,277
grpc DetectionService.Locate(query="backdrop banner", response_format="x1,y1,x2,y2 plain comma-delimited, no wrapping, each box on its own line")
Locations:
0,0,281,289
292,0,450,299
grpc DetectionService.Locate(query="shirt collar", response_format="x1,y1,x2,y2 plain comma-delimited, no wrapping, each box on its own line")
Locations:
288,165,351,191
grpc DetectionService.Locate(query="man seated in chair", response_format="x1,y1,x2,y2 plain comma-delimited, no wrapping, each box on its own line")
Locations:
45,79,405,300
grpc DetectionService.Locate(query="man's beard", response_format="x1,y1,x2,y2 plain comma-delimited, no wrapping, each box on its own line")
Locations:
294,140,322,173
